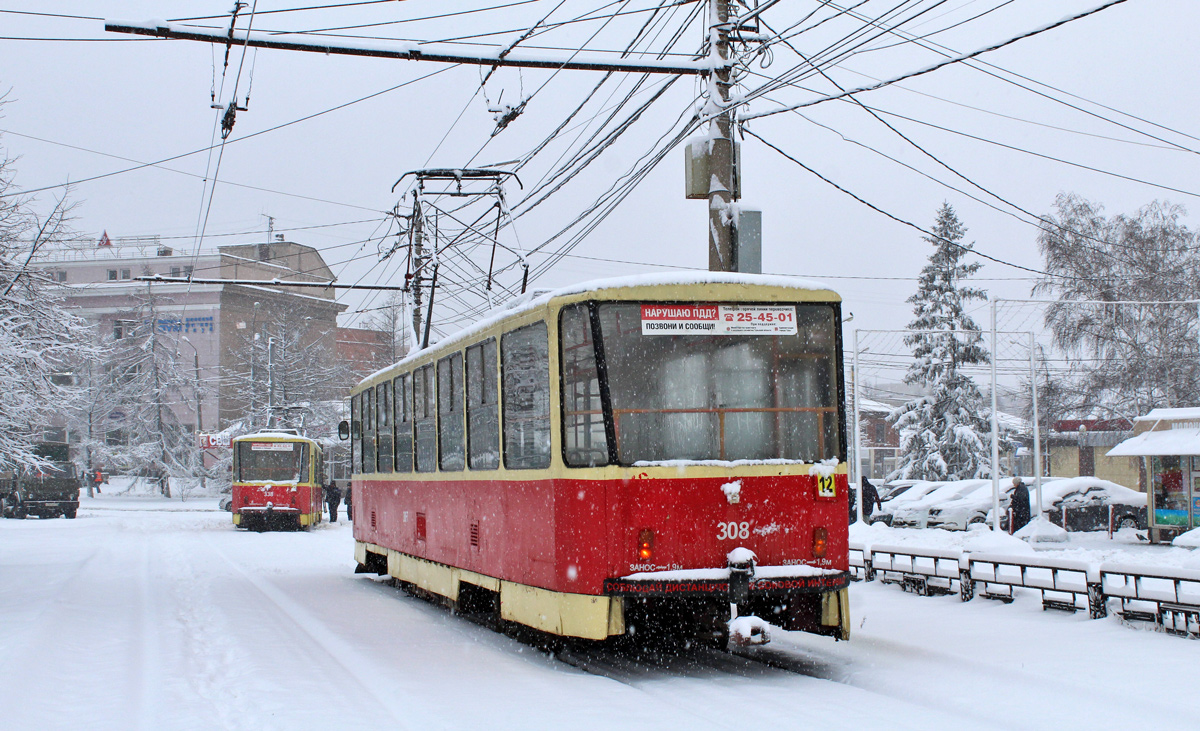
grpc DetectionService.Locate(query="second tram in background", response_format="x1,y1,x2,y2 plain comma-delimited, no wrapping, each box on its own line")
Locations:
344,273,851,645
231,430,325,531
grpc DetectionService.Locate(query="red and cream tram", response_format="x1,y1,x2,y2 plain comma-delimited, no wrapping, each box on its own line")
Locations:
231,431,325,531
346,274,851,644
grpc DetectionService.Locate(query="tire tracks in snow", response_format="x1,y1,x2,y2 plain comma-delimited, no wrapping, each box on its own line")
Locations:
198,532,416,729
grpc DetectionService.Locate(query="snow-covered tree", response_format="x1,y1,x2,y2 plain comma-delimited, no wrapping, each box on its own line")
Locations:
90,287,199,495
0,136,92,471
1034,194,1200,417
225,309,348,432
889,203,993,481
363,290,413,366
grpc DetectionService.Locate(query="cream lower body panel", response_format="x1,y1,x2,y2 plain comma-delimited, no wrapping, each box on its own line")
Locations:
357,541,623,641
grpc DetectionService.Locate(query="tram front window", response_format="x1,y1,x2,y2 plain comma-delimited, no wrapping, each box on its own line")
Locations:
573,301,841,464
237,442,310,482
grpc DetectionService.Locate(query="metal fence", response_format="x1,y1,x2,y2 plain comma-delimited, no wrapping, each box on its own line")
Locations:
848,541,1199,637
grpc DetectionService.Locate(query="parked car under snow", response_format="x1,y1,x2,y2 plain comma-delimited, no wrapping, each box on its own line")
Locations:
1040,477,1147,532
890,479,993,529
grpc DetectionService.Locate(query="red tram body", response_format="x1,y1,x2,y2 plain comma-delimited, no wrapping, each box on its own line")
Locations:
349,275,851,644
231,431,325,531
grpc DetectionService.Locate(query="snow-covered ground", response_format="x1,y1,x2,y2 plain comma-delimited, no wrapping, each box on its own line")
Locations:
2,496,1197,731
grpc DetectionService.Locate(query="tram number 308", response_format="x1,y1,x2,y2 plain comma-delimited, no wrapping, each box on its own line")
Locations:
717,521,750,540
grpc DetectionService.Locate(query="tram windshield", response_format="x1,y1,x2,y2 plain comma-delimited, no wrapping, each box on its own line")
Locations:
237,441,310,483
561,301,842,466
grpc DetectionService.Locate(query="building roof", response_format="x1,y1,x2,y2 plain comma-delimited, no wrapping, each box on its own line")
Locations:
1134,408,1200,422
1108,428,1200,457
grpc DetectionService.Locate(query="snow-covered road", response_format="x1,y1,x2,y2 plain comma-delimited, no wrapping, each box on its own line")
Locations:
1,496,1195,731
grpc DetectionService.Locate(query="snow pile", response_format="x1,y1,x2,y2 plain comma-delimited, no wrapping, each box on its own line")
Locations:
1014,516,1069,544
807,458,838,478
728,615,769,646
727,547,756,566
960,523,1036,556
720,480,742,504
1173,527,1200,548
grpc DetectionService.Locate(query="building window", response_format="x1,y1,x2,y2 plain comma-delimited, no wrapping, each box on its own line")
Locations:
171,267,181,278
120,269,131,280
108,270,118,281
56,271,67,282
113,319,135,339
874,422,886,445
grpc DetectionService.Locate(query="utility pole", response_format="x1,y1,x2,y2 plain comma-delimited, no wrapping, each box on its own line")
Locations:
409,188,425,342
707,0,736,273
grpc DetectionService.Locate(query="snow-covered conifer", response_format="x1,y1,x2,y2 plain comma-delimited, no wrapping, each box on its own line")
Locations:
889,203,993,480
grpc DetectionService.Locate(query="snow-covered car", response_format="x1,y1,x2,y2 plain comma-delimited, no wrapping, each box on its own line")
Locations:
890,479,992,529
927,477,1064,531
873,480,943,526
1040,477,1147,531
218,495,233,512
928,482,1022,530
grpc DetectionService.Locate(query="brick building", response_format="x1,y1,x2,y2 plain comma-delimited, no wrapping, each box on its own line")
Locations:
33,235,348,435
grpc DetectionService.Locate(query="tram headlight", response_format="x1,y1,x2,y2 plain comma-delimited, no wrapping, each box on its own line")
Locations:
637,529,654,561
812,526,828,559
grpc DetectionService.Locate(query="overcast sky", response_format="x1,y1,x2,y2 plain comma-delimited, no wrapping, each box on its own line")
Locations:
2,0,1196,366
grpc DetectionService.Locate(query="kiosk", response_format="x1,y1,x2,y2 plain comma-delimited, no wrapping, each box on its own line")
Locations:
1109,408,1200,543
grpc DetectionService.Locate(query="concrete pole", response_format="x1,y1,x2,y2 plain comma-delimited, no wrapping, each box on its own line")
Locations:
410,189,425,343
1029,331,1043,517
853,328,864,524
991,299,1001,532
707,0,735,272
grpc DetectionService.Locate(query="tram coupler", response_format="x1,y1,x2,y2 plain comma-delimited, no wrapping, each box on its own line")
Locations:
727,547,756,606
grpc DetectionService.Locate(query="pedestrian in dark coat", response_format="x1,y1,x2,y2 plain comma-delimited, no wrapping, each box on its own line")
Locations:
1009,477,1031,533
343,481,352,521
324,479,342,523
861,477,882,523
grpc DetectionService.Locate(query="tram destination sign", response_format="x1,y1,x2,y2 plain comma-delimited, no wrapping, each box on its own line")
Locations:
250,442,294,451
640,304,797,336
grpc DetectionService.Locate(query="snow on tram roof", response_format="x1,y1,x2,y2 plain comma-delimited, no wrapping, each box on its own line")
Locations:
358,272,838,386
234,431,319,445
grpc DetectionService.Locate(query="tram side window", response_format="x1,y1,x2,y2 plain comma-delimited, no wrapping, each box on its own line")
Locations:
350,393,361,475
502,321,551,469
394,374,413,472
377,380,394,473
466,339,500,470
414,365,437,472
438,353,465,471
362,386,376,473
560,304,609,467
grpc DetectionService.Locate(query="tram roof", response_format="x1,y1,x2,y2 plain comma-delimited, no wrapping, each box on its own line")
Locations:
359,271,839,387
233,431,321,446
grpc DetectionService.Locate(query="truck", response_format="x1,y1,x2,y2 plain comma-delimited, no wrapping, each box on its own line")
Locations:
1,442,82,519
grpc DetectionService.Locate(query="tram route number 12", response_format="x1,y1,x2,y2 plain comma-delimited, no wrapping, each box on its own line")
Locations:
817,475,836,498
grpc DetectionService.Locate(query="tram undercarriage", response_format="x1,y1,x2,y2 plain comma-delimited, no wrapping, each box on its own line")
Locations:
355,542,850,646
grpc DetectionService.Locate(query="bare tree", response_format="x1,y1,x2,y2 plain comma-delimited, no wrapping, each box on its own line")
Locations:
1035,194,1200,418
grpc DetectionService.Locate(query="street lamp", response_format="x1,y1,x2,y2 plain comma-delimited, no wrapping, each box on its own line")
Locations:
180,336,202,434
179,335,205,491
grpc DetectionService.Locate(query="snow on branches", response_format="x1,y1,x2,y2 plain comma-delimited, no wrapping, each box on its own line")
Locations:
889,203,994,481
